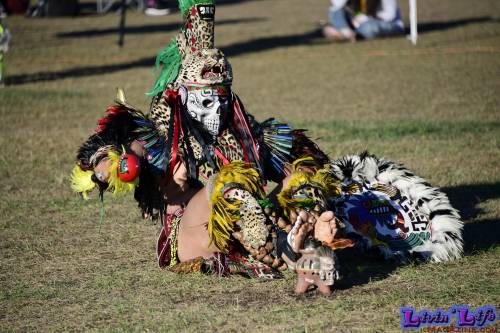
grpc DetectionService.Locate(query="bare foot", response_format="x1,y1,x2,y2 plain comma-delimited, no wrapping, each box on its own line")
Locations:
288,209,338,250
288,211,314,252
313,211,338,243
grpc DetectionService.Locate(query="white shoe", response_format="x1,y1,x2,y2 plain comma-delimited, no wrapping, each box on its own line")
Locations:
145,8,170,16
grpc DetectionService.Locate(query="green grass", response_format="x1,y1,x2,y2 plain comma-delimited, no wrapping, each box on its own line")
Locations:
297,119,500,140
1,0,499,331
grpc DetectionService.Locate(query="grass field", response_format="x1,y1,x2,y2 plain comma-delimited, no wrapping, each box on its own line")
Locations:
1,0,499,331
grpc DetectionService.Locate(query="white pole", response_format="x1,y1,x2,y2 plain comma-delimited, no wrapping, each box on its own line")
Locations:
409,0,418,45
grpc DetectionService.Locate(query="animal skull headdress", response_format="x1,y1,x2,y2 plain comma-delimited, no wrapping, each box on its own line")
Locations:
144,0,261,181
149,0,233,137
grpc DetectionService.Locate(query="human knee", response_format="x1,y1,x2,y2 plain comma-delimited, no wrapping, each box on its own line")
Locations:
328,7,350,30
356,22,379,39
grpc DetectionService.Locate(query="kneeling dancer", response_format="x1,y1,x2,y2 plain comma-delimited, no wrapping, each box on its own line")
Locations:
71,0,341,279
70,0,464,293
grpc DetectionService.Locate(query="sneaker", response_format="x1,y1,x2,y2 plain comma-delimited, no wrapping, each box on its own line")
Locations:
145,7,171,16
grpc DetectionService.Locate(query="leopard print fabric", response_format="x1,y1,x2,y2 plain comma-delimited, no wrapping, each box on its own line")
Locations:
215,129,245,162
223,185,286,270
176,48,232,86
224,187,268,249
292,185,328,210
174,3,232,87
183,4,215,52
198,129,245,182
149,94,172,137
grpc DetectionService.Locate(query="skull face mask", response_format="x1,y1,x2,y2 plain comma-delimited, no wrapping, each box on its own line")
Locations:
180,85,230,137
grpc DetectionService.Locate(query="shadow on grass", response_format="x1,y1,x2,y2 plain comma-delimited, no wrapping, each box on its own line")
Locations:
334,250,399,290
5,57,156,85
4,29,322,86
462,219,499,254
404,16,498,35
442,182,500,254
5,16,498,85
77,0,252,15
56,17,266,38
223,29,323,57
443,182,500,219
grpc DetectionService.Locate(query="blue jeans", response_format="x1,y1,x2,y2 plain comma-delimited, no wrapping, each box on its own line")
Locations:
329,7,404,39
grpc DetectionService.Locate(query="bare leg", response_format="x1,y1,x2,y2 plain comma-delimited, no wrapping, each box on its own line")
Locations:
176,187,337,263
177,187,219,262
295,275,311,294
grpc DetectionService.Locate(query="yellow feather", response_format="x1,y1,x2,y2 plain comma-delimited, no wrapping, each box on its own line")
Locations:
312,165,341,198
277,159,341,215
106,150,138,196
291,156,315,171
70,165,95,200
207,161,264,252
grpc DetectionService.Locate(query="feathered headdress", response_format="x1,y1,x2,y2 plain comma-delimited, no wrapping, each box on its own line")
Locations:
71,101,149,199
71,148,139,199
277,157,341,216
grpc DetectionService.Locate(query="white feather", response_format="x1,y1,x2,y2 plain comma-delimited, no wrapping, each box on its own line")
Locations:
331,153,464,262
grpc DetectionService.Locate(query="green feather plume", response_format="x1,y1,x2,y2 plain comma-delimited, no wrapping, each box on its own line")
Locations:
148,38,182,96
148,0,216,96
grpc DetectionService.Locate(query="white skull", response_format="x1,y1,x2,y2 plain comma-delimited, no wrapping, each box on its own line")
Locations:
181,86,229,136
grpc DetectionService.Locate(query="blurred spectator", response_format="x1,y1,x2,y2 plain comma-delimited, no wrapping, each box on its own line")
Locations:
0,20,10,85
323,0,404,41
0,1,6,18
145,0,170,16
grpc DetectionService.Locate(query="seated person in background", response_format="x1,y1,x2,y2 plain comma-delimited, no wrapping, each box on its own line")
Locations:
323,0,404,41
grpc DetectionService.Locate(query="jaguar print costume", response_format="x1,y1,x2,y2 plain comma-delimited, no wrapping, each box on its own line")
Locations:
70,0,464,287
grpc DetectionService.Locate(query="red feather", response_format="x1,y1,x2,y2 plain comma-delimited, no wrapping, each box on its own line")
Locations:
95,105,126,133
